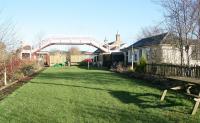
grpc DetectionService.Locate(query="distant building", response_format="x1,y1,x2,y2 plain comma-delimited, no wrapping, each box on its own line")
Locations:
93,33,128,67
122,33,200,65
21,44,32,60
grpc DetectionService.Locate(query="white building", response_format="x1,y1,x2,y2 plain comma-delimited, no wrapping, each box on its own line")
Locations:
122,33,200,66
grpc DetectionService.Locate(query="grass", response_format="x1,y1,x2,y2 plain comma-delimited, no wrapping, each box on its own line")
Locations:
0,66,199,123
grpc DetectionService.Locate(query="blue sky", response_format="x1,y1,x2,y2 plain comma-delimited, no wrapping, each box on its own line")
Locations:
0,0,163,51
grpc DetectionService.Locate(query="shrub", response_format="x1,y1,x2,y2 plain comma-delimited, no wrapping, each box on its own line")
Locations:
116,62,124,73
53,63,65,67
79,58,93,66
110,62,125,73
20,64,34,76
20,60,39,76
135,57,147,73
13,70,24,80
0,57,41,83
79,61,87,66
127,65,134,72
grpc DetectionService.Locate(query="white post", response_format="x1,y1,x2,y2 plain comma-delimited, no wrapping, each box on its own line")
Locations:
21,52,23,59
88,61,89,70
4,67,7,85
30,50,32,60
131,45,134,70
95,55,97,65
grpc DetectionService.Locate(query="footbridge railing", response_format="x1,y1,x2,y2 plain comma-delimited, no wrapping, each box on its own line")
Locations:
32,37,109,53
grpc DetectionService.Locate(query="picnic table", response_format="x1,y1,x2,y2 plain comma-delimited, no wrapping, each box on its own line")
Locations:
160,76,200,115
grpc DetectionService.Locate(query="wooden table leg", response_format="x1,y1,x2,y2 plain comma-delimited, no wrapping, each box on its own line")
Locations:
186,86,192,94
161,89,168,101
192,98,200,115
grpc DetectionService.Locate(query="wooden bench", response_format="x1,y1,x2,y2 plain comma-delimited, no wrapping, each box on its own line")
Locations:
160,76,200,115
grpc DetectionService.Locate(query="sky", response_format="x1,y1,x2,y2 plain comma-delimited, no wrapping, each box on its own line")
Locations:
0,0,163,51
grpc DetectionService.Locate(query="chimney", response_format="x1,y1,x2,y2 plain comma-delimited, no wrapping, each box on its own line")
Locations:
116,32,121,42
115,32,122,49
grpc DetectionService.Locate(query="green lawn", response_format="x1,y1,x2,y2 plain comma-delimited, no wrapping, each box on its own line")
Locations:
0,66,199,123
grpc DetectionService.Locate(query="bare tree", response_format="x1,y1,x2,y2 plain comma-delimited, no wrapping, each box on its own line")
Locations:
68,47,81,55
0,41,6,63
190,0,200,63
136,24,165,40
0,12,19,85
160,0,199,66
34,31,45,49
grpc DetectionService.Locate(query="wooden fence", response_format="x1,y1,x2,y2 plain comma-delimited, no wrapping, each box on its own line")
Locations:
145,64,200,78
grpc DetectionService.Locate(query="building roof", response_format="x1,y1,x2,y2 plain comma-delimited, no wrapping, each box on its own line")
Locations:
22,45,32,50
122,32,200,52
131,33,168,48
93,49,102,54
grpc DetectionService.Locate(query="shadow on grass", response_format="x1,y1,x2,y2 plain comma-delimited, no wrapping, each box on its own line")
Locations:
77,66,109,70
36,67,165,90
36,69,194,99
109,91,186,110
31,67,194,114
30,81,186,113
35,71,134,86
72,100,174,123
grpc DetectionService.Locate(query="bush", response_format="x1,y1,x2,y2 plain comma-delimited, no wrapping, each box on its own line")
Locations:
135,57,147,73
13,70,24,80
0,58,41,83
127,65,134,72
20,60,39,76
110,62,125,73
79,58,93,66
53,63,65,67
116,62,124,73
20,64,34,76
79,61,87,66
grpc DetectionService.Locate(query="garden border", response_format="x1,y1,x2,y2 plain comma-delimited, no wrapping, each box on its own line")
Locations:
0,68,46,101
